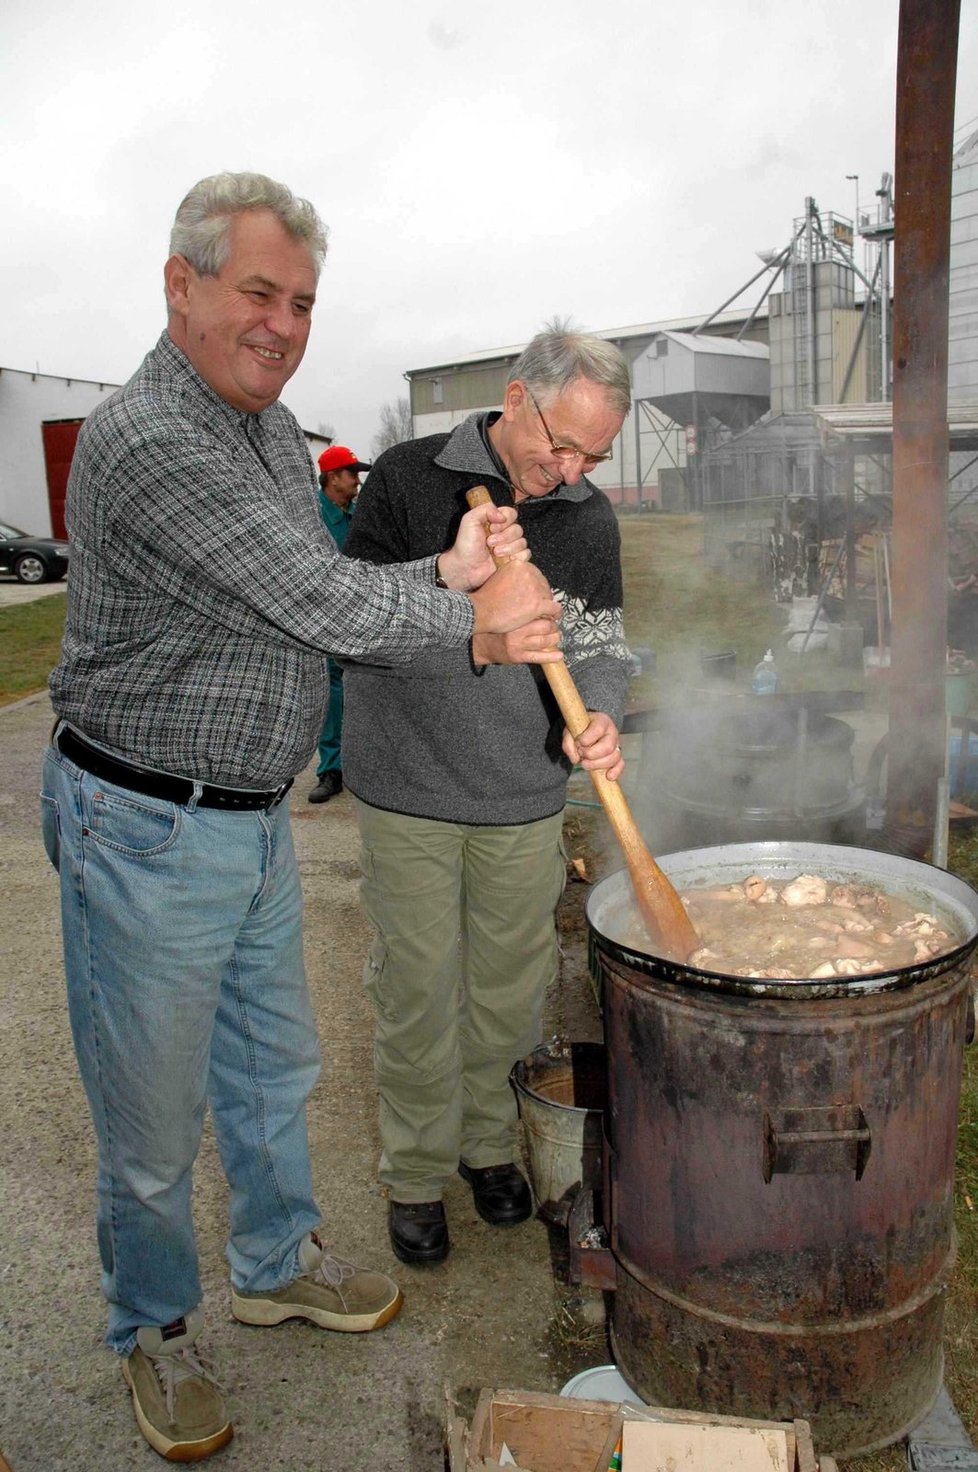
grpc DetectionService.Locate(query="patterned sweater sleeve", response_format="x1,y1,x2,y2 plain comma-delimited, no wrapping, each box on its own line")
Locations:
559,505,631,728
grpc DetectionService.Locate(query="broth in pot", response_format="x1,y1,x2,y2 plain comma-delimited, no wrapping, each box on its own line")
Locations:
622,872,958,980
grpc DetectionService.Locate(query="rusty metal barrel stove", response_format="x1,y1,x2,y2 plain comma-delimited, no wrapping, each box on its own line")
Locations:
586,841,978,1457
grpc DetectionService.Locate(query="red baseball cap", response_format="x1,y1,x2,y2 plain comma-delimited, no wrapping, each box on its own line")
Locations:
318,445,371,475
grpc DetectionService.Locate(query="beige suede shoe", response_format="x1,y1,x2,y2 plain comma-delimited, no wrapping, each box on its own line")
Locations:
121,1310,232,1462
230,1232,404,1333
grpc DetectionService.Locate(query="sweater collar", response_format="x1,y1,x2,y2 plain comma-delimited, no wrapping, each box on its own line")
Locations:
434,412,592,504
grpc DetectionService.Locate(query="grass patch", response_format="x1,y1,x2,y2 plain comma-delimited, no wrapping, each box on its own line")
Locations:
0,593,65,706
620,515,881,709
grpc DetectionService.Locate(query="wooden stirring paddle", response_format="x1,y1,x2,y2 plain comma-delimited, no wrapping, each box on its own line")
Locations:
466,485,699,963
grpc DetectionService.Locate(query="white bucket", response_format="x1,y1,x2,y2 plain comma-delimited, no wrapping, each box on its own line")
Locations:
560,1364,646,1407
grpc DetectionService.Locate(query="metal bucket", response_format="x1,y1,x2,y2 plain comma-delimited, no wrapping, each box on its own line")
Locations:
511,1041,606,1225
700,650,737,681
586,842,978,1457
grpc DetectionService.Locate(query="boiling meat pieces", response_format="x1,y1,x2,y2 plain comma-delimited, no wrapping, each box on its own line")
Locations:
679,872,956,980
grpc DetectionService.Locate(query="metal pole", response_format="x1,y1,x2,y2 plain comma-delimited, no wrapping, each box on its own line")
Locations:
805,199,816,405
878,179,893,401
839,254,883,402
799,536,846,654
844,444,857,619
736,250,792,341
634,399,643,510
692,256,785,336
846,174,860,229
885,0,960,857
933,773,950,869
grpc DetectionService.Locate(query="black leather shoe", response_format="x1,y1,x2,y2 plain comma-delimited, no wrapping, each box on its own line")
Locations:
388,1200,449,1265
308,771,342,803
458,1162,532,1226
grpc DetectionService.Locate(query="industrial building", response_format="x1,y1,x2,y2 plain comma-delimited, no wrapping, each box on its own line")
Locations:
0,368,119,537
403,195,894,512
405,152,978,628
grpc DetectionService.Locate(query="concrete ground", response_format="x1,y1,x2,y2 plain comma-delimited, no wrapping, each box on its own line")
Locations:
0,687,898,1471
0,576,67,609
0,693,609,1472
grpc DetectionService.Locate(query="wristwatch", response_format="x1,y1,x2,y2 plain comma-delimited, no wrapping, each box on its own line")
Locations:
434,561,449,589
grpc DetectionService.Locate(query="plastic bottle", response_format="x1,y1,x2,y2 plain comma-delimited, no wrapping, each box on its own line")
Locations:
751,649,778,695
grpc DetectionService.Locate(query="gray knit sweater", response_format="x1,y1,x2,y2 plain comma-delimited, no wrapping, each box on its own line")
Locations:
341,413,630,825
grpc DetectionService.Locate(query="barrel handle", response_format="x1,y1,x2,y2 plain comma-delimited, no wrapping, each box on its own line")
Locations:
762,1105,871,1183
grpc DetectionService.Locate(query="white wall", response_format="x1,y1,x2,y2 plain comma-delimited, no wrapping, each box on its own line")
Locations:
950,129,978,403
0,367,118,534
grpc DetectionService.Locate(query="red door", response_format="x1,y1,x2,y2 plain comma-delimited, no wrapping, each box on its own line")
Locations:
42,419,84,539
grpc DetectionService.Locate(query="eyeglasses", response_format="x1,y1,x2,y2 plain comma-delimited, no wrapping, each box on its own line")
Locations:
526,387,614,467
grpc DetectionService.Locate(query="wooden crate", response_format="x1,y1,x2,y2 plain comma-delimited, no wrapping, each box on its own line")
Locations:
447,1388,823,1472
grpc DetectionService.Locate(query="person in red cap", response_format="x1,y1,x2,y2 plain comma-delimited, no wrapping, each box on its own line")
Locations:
308,445,372,802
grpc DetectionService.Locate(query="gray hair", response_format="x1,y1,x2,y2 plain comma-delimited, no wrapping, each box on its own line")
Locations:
508,319,631,416
169,172,328,278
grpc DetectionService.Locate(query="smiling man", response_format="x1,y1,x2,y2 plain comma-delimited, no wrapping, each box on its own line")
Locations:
341,324,633,1267
165,205,317,409
41,172,561,1462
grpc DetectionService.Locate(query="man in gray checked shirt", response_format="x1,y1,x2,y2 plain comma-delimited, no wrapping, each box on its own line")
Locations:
41,170,562,1463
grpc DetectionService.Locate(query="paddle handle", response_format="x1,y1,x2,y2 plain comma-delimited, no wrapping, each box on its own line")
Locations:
465,486,699,960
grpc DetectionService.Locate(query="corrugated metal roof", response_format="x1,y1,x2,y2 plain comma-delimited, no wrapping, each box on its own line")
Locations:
404,305,770,377
954,127,978,165
659,330,769,359
812,400,978,449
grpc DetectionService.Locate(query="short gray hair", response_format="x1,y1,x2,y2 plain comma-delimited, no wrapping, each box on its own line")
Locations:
508,319,631,416
169,172,329,278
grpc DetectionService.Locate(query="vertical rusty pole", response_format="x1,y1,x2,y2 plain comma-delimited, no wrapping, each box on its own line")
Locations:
885,0,959,853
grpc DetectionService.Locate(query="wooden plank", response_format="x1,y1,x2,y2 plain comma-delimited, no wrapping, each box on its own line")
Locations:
590,1419,628,1472
457,1391,818,1472
621,1421,791,1471
474,1392,619,1472
793,1419,819,1472
467,1389,495,1462
446,1399,470,1472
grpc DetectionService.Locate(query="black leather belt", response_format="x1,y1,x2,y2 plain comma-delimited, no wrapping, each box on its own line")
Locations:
55,726,293,812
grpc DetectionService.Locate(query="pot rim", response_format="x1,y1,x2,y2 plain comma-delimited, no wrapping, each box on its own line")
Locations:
586,840,978,1000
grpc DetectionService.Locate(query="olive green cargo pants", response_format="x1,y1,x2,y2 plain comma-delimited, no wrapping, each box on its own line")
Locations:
355,801,566,1202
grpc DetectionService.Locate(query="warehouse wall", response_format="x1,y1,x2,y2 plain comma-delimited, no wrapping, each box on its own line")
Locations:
0,368,118,534
950,129,978,403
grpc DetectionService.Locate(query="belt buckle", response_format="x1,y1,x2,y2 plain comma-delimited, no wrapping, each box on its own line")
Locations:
266,779,293,811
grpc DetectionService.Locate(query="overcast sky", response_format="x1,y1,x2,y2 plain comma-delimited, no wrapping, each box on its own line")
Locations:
2,0,976,458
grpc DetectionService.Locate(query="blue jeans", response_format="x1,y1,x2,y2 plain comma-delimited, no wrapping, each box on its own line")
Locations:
316,658,344,776
41,742,322,1355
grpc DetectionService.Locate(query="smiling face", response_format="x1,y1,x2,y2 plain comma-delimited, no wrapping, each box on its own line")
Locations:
490,377,624,501
164,208,317,413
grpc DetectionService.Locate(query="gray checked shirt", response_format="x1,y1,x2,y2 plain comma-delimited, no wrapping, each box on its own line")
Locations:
49,332,473,788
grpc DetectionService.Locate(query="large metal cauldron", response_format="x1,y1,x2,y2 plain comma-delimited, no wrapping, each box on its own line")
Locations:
586,842,978,1457
646,705,865,850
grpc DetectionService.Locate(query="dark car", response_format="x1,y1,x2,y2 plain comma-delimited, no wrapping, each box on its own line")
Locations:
0,521,70,584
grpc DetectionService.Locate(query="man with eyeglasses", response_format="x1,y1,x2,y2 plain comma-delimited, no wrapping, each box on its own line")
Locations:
340,323,632,1265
